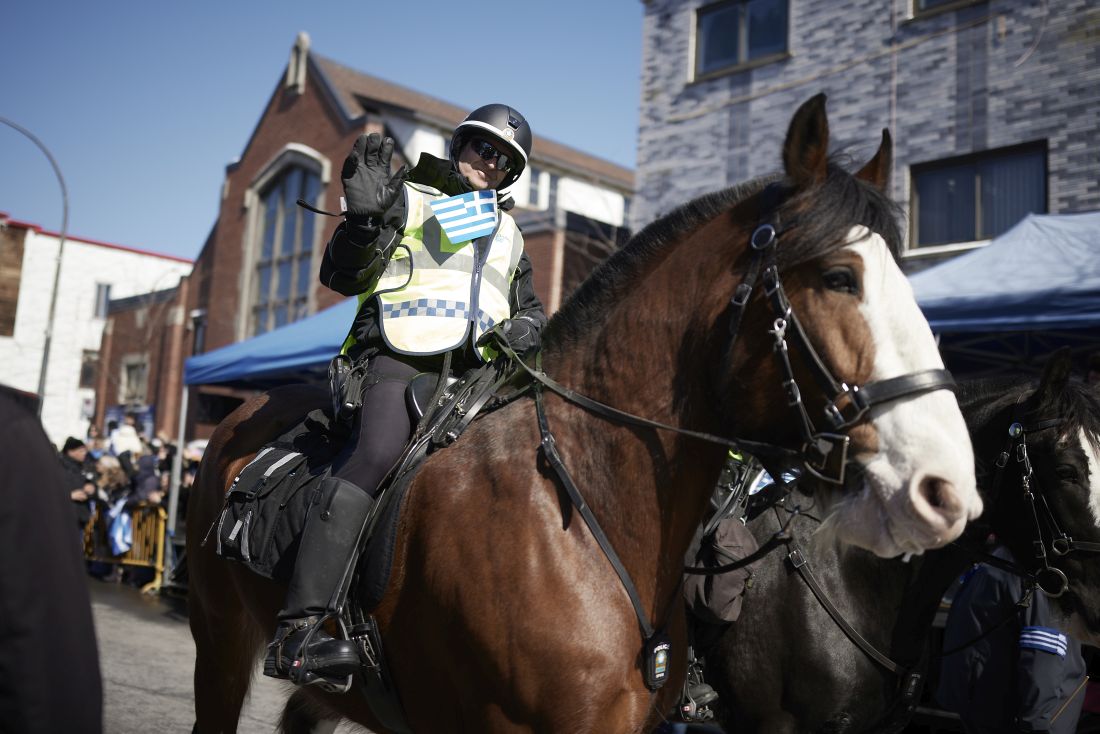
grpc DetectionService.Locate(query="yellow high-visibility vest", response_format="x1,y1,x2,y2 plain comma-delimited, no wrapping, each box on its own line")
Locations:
345,181,524,360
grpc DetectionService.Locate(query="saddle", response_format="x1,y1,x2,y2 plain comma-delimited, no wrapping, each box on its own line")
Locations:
351,358,526,609
211,358,524,580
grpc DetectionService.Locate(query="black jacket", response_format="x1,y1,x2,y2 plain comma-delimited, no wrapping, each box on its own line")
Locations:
59,452,94,527
0,385,103,732
937,547,1088,733
320,154,546,371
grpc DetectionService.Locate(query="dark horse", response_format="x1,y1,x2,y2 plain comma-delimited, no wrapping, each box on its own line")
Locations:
707,350,1100,733
186,94,982,733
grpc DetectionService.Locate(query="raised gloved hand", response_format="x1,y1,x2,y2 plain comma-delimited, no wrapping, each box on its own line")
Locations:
477,315,542,356
341,133,407,222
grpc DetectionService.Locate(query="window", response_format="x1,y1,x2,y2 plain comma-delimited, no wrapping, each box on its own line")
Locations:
913,0,984,15
528,166,541,209
80,350,98,389
252,166,321,336
695,0,788,79
120,356,148,405
94,283,111,318
547,173,560,213
911,143,1046,248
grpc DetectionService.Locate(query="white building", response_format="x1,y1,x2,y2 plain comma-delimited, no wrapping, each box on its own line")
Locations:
0,213,192,446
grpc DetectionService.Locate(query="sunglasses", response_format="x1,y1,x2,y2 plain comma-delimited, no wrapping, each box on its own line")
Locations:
468,138,515,173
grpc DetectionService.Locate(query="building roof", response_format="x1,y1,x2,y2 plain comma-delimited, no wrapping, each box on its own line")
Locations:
310,53,634,192
0,212,194,264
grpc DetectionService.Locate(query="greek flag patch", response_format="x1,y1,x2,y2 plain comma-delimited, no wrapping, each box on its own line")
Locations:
428,190,498,244
1019,626,1068,656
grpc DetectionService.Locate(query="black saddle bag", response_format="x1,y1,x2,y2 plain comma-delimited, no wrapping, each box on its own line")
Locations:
214,444,327,581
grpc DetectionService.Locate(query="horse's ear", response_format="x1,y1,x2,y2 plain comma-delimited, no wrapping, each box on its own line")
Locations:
855,129,892,193
783,93,830,188
1035,347,1074,407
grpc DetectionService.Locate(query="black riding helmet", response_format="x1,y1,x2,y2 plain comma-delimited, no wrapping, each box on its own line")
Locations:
450,104,532,191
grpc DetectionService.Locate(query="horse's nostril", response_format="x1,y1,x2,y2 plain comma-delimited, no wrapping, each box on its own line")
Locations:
918,476,962,517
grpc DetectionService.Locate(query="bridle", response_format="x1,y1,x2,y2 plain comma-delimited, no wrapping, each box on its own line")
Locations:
721,183,957,485
978,401,1100,597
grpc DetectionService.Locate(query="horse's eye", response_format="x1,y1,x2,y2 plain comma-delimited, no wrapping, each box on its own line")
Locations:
822,267,859,295
1055,464,1080,483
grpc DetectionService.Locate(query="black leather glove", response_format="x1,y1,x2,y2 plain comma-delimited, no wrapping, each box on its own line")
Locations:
341,133,408,223
477,316,542,356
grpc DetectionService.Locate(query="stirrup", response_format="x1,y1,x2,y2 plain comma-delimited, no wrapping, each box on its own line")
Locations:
678,650,718,723
263,617,354,694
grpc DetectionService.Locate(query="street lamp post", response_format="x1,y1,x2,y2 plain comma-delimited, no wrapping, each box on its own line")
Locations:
0,116,69,417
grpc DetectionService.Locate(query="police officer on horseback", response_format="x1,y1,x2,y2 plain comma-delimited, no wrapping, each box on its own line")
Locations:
264,104,546,687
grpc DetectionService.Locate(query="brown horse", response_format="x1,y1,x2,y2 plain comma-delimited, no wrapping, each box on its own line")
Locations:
186,94,982,733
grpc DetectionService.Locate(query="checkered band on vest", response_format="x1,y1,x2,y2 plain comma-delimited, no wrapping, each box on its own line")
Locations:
382,299,470,320
350,182,524,358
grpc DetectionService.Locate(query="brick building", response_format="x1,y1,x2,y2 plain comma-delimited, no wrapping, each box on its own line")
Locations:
98,32,634,441
0,214,191,445
635,0,1099,271
93,283,195,440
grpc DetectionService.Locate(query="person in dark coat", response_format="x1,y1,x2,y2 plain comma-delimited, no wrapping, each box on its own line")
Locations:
937,545,1088,733
0,385,103,732
59,436,96,536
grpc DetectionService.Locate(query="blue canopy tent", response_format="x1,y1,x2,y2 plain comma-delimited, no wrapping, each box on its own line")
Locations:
909,211,1100,377
184,298,356,388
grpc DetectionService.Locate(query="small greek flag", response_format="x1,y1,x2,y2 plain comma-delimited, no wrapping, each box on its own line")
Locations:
429,190,498,244
108,499,133,556
1019,626,1069,657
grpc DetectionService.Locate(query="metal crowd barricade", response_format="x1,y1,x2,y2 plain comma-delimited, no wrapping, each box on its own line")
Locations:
83,501,167,595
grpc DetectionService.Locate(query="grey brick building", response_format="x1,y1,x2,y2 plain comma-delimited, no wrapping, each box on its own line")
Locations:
635,0,1099,270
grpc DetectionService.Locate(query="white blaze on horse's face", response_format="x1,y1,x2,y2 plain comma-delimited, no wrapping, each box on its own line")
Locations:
1083,428,1100,529
825,226,982,558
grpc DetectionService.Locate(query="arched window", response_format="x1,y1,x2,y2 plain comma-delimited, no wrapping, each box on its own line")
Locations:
251,165,321,335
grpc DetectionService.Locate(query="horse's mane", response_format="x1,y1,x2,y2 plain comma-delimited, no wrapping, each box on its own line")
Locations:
545,156,902,347
958,376,1100,453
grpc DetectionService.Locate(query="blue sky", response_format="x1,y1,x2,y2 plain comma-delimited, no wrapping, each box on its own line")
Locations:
2,1,643,261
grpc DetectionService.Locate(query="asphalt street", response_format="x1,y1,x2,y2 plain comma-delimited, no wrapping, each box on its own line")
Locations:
89,577,726,733
89,577,368,733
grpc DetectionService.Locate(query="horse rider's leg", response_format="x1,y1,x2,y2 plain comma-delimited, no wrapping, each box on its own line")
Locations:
264,355,417,687
329,355,418,490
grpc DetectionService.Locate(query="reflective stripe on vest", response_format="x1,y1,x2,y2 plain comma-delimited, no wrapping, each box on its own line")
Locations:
350,181,524,360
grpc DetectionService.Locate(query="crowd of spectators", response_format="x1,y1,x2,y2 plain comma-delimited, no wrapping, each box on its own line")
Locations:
59,413,199,583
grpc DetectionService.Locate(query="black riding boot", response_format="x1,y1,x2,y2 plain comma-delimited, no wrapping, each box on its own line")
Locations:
263,476,374,687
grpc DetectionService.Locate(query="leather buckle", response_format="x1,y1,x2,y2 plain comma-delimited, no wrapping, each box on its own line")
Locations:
824,384,866,429
730,282,752,308
788,548,807,569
